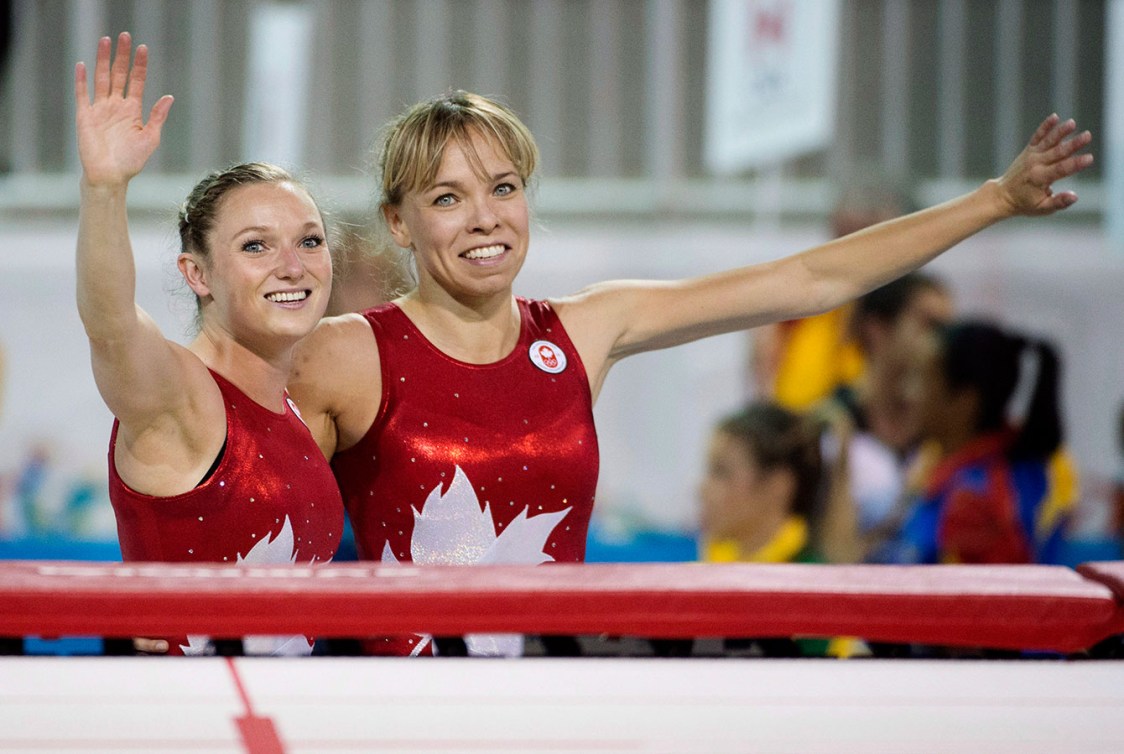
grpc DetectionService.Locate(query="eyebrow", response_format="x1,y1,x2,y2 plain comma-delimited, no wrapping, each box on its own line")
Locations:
427,171,518,192
233,221,323,237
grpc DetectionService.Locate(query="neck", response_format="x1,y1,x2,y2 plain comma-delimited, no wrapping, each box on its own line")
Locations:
398,287,521,364
189,328,293,412
729,505,791,557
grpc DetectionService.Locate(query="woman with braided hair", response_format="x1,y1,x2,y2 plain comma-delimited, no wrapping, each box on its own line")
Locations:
76,33,343,655
888,321,1071,565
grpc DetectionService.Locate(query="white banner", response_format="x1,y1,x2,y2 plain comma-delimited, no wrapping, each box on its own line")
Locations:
706,0,842,174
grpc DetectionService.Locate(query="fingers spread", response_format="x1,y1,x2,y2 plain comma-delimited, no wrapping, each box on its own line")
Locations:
74,61,88,107
109,31,132,98
1046,152,1094,184
147,94,175,131
93,36,112,99
1028,113,1059,148
128,44,148,103
1037,118,1076,152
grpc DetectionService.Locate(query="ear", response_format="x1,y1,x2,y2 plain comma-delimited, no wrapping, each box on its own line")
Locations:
382,203,413,250
178,253,211,298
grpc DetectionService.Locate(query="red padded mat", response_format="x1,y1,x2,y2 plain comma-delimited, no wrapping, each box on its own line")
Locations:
0,561,1117,652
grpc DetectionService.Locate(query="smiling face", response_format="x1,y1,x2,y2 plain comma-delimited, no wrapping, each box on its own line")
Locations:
382,130,530,306
180,181,331,349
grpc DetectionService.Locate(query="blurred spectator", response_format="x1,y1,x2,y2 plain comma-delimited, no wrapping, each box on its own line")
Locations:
325,218,413,316
814,272,954,562
697,401,868,657
750,175,914,408
698,402,822,564
880,321,1072,564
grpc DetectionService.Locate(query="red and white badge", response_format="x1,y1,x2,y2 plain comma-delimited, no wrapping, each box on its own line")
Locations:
529,340,567,374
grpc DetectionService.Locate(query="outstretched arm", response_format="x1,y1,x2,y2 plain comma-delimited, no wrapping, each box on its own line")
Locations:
557,115,1093,394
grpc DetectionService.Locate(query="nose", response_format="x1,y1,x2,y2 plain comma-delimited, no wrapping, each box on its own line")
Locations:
276,244,306,280
467,195,500,233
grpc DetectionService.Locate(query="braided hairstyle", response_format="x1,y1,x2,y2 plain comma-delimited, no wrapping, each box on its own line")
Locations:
176,163,323,329
178,162,300,260
937,321,1062,460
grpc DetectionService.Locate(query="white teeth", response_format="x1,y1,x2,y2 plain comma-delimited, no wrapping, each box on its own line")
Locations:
265,290,309,303
462,244,505,260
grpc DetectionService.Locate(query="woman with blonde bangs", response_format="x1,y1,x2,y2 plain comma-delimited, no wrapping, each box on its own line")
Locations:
77,34,343,656
289,90,1093,656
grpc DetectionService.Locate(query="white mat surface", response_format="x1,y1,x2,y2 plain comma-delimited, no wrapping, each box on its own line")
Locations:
1,657,1122,753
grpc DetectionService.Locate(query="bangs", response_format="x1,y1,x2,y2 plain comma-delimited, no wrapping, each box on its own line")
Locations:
379,92,539,207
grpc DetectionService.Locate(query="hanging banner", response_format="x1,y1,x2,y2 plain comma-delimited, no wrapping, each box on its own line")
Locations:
706,0,842,174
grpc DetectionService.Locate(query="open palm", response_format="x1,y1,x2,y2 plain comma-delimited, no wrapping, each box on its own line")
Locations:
75,32,173,186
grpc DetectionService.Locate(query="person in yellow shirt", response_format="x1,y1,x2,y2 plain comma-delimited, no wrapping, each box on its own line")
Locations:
751,178,914,409
699,402,822,564
697,401,862,656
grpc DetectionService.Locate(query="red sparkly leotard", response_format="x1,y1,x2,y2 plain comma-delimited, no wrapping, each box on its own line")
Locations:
108,370,344,656
331,298,600,655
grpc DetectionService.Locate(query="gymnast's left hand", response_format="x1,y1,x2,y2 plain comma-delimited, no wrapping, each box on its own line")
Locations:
74,31,173,188
993,114,1093,218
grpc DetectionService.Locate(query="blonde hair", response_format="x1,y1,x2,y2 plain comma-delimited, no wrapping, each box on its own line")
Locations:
376,91,539,208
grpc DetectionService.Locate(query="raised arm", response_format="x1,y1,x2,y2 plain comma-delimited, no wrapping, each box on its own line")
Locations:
556,115,1093,396
76,34,222,491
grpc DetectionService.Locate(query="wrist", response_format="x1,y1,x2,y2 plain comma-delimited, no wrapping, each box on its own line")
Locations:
978,179,1016,222
79,176,130,198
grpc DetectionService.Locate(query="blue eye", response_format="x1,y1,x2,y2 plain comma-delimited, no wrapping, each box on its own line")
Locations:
242,240,265,253
300,235,324,249
494,182,516,197
433,194,456,207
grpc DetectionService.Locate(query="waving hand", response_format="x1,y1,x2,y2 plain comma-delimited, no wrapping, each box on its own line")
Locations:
75,32,173,187
994,114,1094,217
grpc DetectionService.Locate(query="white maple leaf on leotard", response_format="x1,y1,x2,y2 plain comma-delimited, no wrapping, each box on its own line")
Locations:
180,516,312,656
381,465,570,655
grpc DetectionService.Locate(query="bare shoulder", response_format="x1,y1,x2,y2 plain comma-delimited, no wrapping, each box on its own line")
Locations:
551,280,643,338
550,282,648,400
290,312,381,455
294,313,374,366
551,279,667,357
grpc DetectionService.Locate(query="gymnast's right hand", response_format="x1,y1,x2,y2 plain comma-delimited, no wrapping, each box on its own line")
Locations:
74,32,173,188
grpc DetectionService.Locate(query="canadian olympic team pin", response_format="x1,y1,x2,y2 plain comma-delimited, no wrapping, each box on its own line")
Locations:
529,340,567,374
